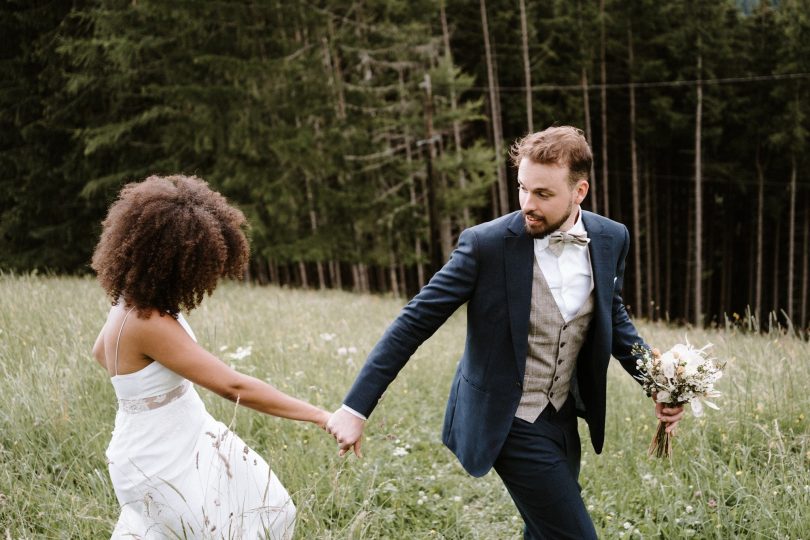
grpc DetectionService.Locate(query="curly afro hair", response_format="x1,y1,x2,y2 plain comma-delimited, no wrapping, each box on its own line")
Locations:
91,174,249,318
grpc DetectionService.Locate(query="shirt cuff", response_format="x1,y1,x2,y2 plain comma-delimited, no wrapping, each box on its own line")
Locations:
341,404,367,421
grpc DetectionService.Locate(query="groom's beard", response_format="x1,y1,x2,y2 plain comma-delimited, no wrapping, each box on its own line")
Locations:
524,200,574,239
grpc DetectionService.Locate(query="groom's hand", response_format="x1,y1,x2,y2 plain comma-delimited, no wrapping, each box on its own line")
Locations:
653,395,685,434
326,408,365,458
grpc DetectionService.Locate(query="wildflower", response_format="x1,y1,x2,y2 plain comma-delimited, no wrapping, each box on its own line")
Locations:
320,333,336,341
227,346,252,360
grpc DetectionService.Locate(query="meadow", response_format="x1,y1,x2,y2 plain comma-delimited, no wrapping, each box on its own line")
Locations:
0,274,808,539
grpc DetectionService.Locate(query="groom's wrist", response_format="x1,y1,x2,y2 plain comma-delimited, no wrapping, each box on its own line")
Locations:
341,404,367,421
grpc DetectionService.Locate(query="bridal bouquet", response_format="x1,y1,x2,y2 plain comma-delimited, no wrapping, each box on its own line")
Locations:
632,339,724,458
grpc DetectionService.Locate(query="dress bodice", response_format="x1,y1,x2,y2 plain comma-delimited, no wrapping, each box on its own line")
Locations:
109,313,196,401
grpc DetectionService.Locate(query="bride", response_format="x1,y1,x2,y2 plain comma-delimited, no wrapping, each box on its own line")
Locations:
91,174,330,539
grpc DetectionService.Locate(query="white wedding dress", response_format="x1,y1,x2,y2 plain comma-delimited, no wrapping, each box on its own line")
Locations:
107,310,295,539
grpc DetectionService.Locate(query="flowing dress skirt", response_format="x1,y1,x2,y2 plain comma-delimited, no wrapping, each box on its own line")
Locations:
107,386,295,539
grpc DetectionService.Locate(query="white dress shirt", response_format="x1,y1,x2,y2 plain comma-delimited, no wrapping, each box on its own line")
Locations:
534,209,593,321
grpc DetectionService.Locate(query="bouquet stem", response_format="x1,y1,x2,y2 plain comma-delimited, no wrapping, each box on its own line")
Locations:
648,420,673,458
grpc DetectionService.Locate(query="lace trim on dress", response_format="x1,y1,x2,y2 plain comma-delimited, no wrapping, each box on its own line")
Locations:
118,381,190,414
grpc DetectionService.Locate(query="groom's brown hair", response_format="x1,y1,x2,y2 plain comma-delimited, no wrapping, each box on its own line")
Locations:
509,126,592,187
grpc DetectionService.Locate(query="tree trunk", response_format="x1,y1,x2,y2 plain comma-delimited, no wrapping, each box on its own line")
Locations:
581,67,597,214
726,218,734,318
773,220,781,318
422,73,444,275
787,155,797,322
363,263,371,293
298,261,309,289
399,68,426,288
351,264,359,293
439,1,471,227
628,26,642,319
684,206,692,323
325,18,346,121
480,0,509,215
664,180,672,322
693,48,703,326
801,196,809,330
599,0,609,217
352,262,370,294
268,259,279,285
519,0,533,132
328,260,338,289
304,174,326,290
755,147,765,330
388,239,400,297
398,263,407,298
281,263,290,287
645,165,655,320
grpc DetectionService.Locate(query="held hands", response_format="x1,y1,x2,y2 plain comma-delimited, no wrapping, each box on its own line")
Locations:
326,407,365,458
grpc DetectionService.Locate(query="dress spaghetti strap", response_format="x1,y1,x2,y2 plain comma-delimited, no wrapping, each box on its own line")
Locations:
114,306,137,376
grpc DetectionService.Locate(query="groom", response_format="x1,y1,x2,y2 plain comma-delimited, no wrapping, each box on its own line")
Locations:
327,126,684,538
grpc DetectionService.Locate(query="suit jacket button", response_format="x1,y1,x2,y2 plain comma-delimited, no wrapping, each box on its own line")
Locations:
515,381,521,388
560,342,566,348
558,359,563,365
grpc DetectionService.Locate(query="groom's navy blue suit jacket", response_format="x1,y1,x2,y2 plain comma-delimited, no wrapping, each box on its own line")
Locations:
344,210,644,477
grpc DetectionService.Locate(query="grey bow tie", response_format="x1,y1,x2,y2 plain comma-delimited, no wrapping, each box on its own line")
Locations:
547,230,590,257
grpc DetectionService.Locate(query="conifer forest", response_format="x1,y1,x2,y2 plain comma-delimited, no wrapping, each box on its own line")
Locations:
2,0,809,329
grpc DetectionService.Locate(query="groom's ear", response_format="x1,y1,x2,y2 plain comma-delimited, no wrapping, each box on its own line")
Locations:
574,179,589,205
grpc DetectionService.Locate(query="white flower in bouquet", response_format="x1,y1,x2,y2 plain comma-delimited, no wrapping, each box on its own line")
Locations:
632,338,725,458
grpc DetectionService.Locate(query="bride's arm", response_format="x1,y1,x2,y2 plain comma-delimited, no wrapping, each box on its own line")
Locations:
128,311,330,428
92,323,107,369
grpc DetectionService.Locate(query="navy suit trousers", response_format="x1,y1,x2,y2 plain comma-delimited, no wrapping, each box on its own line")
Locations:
493,398,598,540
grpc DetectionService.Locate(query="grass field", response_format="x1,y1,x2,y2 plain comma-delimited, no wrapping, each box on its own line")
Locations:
1,274,808,539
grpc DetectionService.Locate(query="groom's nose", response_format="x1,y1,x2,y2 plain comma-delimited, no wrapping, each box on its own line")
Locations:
520,193,537,213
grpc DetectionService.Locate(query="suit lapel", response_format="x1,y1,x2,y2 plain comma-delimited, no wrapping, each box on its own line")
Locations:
504,212,533,383
582,211,613,322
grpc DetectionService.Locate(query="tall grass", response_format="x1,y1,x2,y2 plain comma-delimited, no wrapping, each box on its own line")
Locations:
0,275,808,538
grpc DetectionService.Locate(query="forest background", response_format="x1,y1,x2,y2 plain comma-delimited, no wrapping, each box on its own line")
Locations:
2,0,809,330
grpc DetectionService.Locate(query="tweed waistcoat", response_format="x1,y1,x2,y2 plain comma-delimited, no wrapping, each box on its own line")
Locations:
515,259,594,422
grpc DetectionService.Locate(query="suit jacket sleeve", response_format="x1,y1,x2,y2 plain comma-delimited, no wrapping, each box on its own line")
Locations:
610,225,645,380
343,228,480,417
